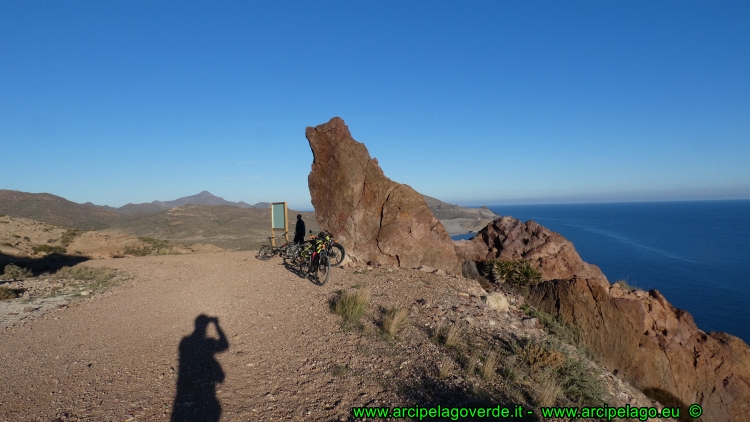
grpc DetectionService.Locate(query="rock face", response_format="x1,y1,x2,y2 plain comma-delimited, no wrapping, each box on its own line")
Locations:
306,117,460,274
454,216,603,281
529,277,750,422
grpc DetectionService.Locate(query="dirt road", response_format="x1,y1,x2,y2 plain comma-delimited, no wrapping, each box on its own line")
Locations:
0,252,404,421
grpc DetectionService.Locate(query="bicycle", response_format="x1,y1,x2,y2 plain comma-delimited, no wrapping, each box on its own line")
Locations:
257,232,300,261
318,230,346,267
296,231,332,285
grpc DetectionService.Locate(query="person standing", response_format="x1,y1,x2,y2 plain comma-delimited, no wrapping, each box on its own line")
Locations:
293,214,306,245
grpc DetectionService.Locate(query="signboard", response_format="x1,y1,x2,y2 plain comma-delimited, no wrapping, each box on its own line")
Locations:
270,202,288,247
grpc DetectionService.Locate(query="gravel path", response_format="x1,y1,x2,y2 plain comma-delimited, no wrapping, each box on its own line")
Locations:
0,252,393,421
1,251,664,422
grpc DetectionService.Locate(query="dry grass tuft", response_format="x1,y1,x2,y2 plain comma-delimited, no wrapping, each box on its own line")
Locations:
482,351,498,380
382,307,408,336
437,356,453,379
444,324,461,347
536,373,562,407
332,287,370,327
465,353,479,376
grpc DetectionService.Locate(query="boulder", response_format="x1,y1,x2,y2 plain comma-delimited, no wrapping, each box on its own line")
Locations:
306,117,460,274
529,277,750,422
454,216,603,281
483,292,509,312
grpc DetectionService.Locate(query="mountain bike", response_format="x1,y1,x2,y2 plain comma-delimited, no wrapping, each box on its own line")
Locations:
296,232,331,285
320,231,346,266
257,233,300,261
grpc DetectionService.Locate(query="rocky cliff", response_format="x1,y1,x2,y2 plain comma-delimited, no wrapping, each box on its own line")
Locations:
529,278,750,422
462,216,750,421
306,117,460,274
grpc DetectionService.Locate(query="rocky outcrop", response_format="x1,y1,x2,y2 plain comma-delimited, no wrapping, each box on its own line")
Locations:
454,216,603,281
529,277,750,422
306,117,460,274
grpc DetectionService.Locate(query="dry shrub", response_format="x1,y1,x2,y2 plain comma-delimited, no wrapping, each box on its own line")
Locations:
382,307,408,336
520,341,565,376
482,351,498,380
2,264,32,280
56,266,116,283
332,287,370,327
0,287,19,300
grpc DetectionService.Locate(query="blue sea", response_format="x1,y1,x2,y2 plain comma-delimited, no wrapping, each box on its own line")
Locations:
452,200,750,343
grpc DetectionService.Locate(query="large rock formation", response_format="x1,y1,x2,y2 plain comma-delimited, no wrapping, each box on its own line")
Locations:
306,117,460,274
454,216,604,281
529,277,750,422
460,215,750,421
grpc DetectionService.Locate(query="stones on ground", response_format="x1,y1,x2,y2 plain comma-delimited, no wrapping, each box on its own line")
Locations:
305,117,460,274
521,317,537,329
483,292,509,312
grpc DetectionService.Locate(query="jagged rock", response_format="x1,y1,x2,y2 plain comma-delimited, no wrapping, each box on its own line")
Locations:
529,277,750,422
306,117,459,274
454,216,603,281
483,292,509,312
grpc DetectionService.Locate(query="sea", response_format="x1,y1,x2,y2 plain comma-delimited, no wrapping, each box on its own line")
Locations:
451,200,750,344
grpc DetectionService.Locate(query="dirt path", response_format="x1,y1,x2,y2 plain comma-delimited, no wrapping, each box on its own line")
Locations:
0,252,397,421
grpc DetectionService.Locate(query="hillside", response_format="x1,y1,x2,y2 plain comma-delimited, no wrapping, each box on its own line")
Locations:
0,190,120,230
111,204,319,250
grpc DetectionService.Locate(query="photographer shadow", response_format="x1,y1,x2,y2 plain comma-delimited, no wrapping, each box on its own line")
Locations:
171,315,229,422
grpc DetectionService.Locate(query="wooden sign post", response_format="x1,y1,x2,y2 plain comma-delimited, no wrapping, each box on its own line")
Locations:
270,202,288,247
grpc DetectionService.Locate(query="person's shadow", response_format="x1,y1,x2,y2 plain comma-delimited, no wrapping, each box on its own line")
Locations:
171,315,229,422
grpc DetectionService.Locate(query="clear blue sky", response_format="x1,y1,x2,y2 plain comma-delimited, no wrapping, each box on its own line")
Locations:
2,1,748,210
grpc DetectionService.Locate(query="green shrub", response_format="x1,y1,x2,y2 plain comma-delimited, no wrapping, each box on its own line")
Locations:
2,264,33,280
483,259,542,287
32,244,67,254
60,229,82,246
331,287,370,328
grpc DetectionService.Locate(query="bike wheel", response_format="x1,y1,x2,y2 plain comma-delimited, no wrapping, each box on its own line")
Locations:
285,244,299,263
327,243,345,266
258,245,273,260
297,253,309,278
315,255,331,285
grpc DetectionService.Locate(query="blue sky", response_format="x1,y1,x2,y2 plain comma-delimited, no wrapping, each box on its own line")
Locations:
2,1,748,210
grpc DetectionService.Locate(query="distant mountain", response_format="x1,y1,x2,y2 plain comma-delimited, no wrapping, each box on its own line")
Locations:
111,191,270,214
0,190,121,230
